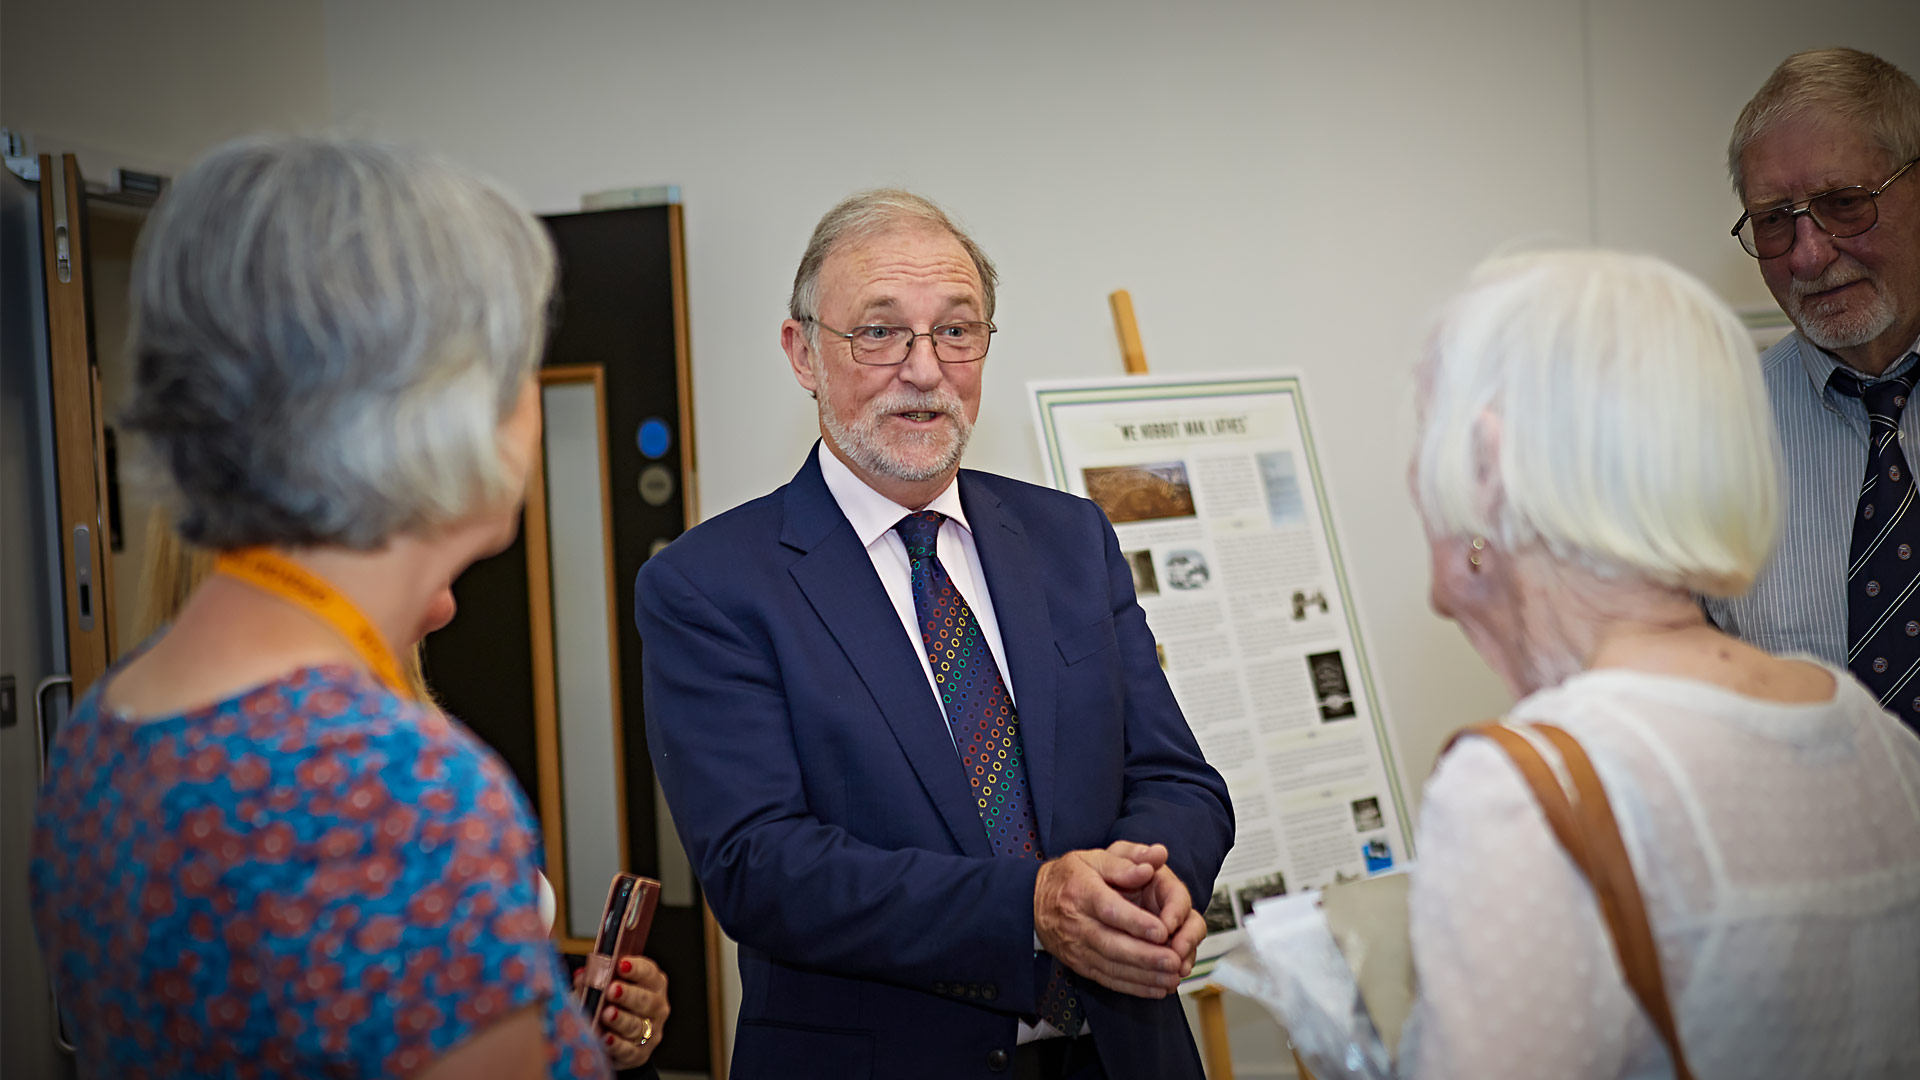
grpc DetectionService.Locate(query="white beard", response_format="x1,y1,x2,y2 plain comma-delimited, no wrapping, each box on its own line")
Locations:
1789,260,1900,351
814,356,972,484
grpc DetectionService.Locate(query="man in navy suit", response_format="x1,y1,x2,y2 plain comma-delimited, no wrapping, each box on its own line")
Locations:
636,190,1233,1080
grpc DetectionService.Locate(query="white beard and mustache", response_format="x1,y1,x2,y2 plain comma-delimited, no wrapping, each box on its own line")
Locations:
814,357,973,484
1789,257,1899,352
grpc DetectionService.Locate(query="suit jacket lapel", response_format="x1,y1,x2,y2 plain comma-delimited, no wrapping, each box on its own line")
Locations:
781,452,992,859
960,474,1061,856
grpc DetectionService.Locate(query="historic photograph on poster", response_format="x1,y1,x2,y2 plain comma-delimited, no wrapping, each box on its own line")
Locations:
1124,548,1159,597
1307,650,1357,720
1081,461,1197,523
1203,886,1239,934
1233,871,1290,919
1351,796,1384,833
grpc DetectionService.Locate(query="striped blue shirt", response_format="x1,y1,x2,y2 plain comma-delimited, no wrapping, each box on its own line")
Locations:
1706,331,1920,667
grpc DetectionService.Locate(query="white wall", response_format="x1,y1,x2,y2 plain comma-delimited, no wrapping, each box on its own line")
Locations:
1,0,330,177
317,3,1917,1074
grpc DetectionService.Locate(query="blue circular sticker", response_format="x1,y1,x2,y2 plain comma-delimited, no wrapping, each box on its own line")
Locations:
637,418,672,459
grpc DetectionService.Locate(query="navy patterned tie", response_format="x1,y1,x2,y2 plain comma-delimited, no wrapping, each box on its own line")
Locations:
1832,363,1920,730
894,511,1084,1033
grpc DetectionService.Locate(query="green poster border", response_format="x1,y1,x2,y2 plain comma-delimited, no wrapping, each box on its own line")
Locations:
1033,375,1414,864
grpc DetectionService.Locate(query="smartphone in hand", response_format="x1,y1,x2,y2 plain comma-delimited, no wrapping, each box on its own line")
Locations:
576,872,661,1033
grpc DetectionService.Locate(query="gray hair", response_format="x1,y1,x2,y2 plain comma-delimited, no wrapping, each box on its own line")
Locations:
123,135,557,550
788,189,998,333
1728,48,1920,197
1414,250,1780,598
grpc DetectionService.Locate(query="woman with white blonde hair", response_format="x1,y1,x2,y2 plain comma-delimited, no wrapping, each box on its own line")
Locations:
1408,249,1920,1077
1267,250,1920,1079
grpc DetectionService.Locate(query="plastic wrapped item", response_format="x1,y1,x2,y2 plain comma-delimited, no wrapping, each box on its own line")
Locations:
1209,891,1394,1080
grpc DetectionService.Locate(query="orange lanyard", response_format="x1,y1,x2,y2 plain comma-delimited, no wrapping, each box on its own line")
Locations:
213,548,415,700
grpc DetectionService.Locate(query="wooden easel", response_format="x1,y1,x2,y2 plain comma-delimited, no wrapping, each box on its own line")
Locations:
1110,289,1151,376
1106,290,1313,1080
1107,288,1234,1078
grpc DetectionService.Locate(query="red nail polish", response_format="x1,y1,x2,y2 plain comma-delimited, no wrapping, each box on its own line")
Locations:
604,1033,615,1046
610,984,623,1001
619,959,632,975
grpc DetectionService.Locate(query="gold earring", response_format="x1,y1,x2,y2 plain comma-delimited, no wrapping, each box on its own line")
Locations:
1468,536,1486,570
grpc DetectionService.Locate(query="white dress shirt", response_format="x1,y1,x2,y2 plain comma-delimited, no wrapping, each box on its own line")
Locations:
815,443,1075,1042
1706,331,1920,682
815,443,1018,727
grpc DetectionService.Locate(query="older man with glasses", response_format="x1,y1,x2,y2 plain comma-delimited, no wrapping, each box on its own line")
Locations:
635,190,1232,1080
1709,48,1920,732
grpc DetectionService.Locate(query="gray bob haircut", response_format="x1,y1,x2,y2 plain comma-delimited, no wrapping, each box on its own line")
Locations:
1728,47,1920,197
788,189,998,325
1413,250,1781,598
123,135,556,550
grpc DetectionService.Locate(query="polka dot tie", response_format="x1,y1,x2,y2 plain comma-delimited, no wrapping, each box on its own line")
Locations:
1831,362,1920,731
894,511,1084,1034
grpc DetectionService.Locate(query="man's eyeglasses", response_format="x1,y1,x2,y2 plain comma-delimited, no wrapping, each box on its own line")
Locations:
806,318,996,366
1732,157,1918,259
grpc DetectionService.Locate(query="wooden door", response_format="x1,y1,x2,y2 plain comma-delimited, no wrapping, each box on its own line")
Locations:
37,153,116,699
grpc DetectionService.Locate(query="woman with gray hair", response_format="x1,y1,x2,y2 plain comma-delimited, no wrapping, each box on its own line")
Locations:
30,136,663,1079
1253,250,1920,1078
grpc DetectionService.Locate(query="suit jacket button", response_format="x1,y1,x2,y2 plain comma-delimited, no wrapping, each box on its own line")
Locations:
982,984,998,1001
987,1048,1010,1071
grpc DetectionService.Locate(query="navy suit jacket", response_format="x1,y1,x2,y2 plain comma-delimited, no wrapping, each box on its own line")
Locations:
635,450,1234,1080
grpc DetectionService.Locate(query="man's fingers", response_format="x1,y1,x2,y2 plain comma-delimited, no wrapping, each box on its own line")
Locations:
1063,920,1184,984
1041,853,1189,998
1071,941,1180,998
1091,851,1158,893
1169,910,1207,974
1091,884,1169,943
1150,866,1193,935
1105,840,1168,869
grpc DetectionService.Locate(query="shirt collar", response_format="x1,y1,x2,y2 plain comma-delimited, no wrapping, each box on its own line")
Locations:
816,441,970,548
1798,328,1920,394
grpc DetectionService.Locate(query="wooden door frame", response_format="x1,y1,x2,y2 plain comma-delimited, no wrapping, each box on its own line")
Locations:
38,152,113,697
524,363,633,956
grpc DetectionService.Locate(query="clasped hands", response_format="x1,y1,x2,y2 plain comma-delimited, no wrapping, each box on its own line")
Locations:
1033,840,1205,999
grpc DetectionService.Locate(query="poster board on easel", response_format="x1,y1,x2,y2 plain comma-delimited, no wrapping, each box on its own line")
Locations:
1028,296,1414,977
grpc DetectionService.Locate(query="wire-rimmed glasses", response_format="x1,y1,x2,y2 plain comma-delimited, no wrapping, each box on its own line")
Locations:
806,318,996,366
1732,157,1918,259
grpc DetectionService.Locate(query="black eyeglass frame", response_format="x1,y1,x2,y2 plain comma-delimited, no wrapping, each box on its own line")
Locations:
803,317,998,366
1731,156,1919,259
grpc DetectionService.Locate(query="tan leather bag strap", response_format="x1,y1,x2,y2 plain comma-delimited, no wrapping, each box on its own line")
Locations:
1447,722,1697,1080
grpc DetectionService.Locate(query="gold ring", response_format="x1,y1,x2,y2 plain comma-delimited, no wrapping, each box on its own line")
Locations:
638,1017,653,1045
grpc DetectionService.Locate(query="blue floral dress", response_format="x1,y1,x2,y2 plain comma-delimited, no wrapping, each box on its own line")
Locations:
30,664,610,1080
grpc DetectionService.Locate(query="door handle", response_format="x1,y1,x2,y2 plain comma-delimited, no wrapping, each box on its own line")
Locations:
71,526,93,633
33,674,68,787
32,673,77,1054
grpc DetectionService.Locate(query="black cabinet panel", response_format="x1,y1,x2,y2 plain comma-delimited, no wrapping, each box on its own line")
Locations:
424,203,706,1075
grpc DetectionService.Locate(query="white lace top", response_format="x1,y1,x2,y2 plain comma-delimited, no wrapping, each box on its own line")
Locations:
1400,662,1920,1079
